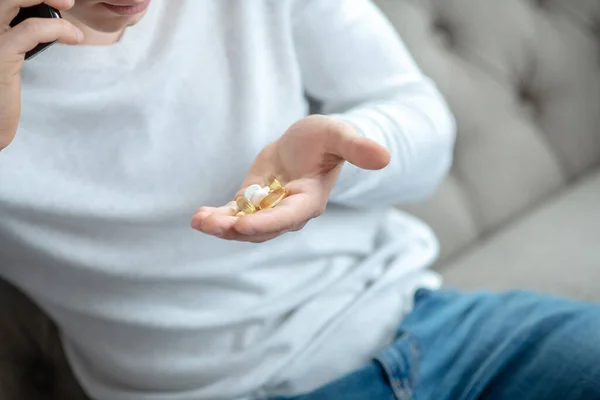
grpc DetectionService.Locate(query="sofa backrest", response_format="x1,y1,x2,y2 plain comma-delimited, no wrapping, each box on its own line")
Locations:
376,0,600,261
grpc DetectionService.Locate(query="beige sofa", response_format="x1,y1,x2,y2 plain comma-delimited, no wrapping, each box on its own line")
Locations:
1,0,600,398
376,0,600,301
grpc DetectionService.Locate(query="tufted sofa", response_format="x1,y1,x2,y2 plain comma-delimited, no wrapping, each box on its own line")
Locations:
376,0,600,301
1,0,600,398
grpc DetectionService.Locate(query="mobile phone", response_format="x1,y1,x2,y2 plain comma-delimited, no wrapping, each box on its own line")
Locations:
10,5,62,60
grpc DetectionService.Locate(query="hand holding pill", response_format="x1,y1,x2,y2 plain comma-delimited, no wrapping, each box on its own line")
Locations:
191,115,390,243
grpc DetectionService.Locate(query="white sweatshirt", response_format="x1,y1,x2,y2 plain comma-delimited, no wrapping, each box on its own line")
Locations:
0,1,455,399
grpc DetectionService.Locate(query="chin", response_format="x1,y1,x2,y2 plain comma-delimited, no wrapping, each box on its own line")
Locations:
85,16,142,33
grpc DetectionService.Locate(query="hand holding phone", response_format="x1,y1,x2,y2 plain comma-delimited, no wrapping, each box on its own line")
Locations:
0,0,82,151
10,3,63,60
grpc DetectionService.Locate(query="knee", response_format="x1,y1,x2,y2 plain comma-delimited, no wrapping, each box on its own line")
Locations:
519,303,600,395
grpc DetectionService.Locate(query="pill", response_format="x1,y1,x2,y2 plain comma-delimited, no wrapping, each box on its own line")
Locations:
244,184,263,200
266,176,282,191
249,186,270,206
259,187,287,210
236,196,256,214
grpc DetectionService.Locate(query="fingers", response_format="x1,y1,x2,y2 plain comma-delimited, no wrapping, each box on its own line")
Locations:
325,119,390,171
22,0,74,8
191,202,238,236
191,205,286,244
339,135,391,170
2,17,82,56
191,182,324,242
0,0,82,58
1,0,75,29
233,192,317,236
221,231,282,244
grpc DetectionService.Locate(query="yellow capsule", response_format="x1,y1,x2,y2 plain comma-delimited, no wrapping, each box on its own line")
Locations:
236,211,246,217
259,187,287,210
266,176,282,191
236,196,256,214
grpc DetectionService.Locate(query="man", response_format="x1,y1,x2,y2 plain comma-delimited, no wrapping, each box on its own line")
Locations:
0,0,598,399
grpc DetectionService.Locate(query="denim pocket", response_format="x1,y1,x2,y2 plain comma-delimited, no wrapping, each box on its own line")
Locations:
374,331,420,400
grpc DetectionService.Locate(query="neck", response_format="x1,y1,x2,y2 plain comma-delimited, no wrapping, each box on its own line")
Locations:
62,14,125,45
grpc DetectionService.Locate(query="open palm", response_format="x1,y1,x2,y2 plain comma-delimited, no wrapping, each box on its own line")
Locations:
191,115,390,243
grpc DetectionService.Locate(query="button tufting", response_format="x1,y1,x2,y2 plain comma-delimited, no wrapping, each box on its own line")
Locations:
518,85,542,118
432,18,455,47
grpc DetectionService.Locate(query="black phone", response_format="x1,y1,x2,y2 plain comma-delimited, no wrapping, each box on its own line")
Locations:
10,5,62,60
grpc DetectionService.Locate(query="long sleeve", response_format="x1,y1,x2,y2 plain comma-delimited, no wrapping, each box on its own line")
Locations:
292,0,456,207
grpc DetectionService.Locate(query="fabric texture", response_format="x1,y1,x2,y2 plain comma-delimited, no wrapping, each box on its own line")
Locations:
0,1,454,399
374,0,600,264
1,0,599,397
273,289,600,400
441,170,600,300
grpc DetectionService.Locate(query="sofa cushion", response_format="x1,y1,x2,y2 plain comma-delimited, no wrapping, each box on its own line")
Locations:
0,279,89,400
377,0,600,261
439,169,600,301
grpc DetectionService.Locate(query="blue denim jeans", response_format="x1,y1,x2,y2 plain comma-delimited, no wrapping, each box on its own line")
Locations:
274,289,600,400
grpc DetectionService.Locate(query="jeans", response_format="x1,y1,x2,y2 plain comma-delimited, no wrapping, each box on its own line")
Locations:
274,289,600,400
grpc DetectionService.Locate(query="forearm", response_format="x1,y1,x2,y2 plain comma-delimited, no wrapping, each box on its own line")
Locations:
293,0,456,207
329,80,456,207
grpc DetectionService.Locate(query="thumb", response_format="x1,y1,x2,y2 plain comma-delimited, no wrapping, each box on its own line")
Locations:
326,121,390,171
